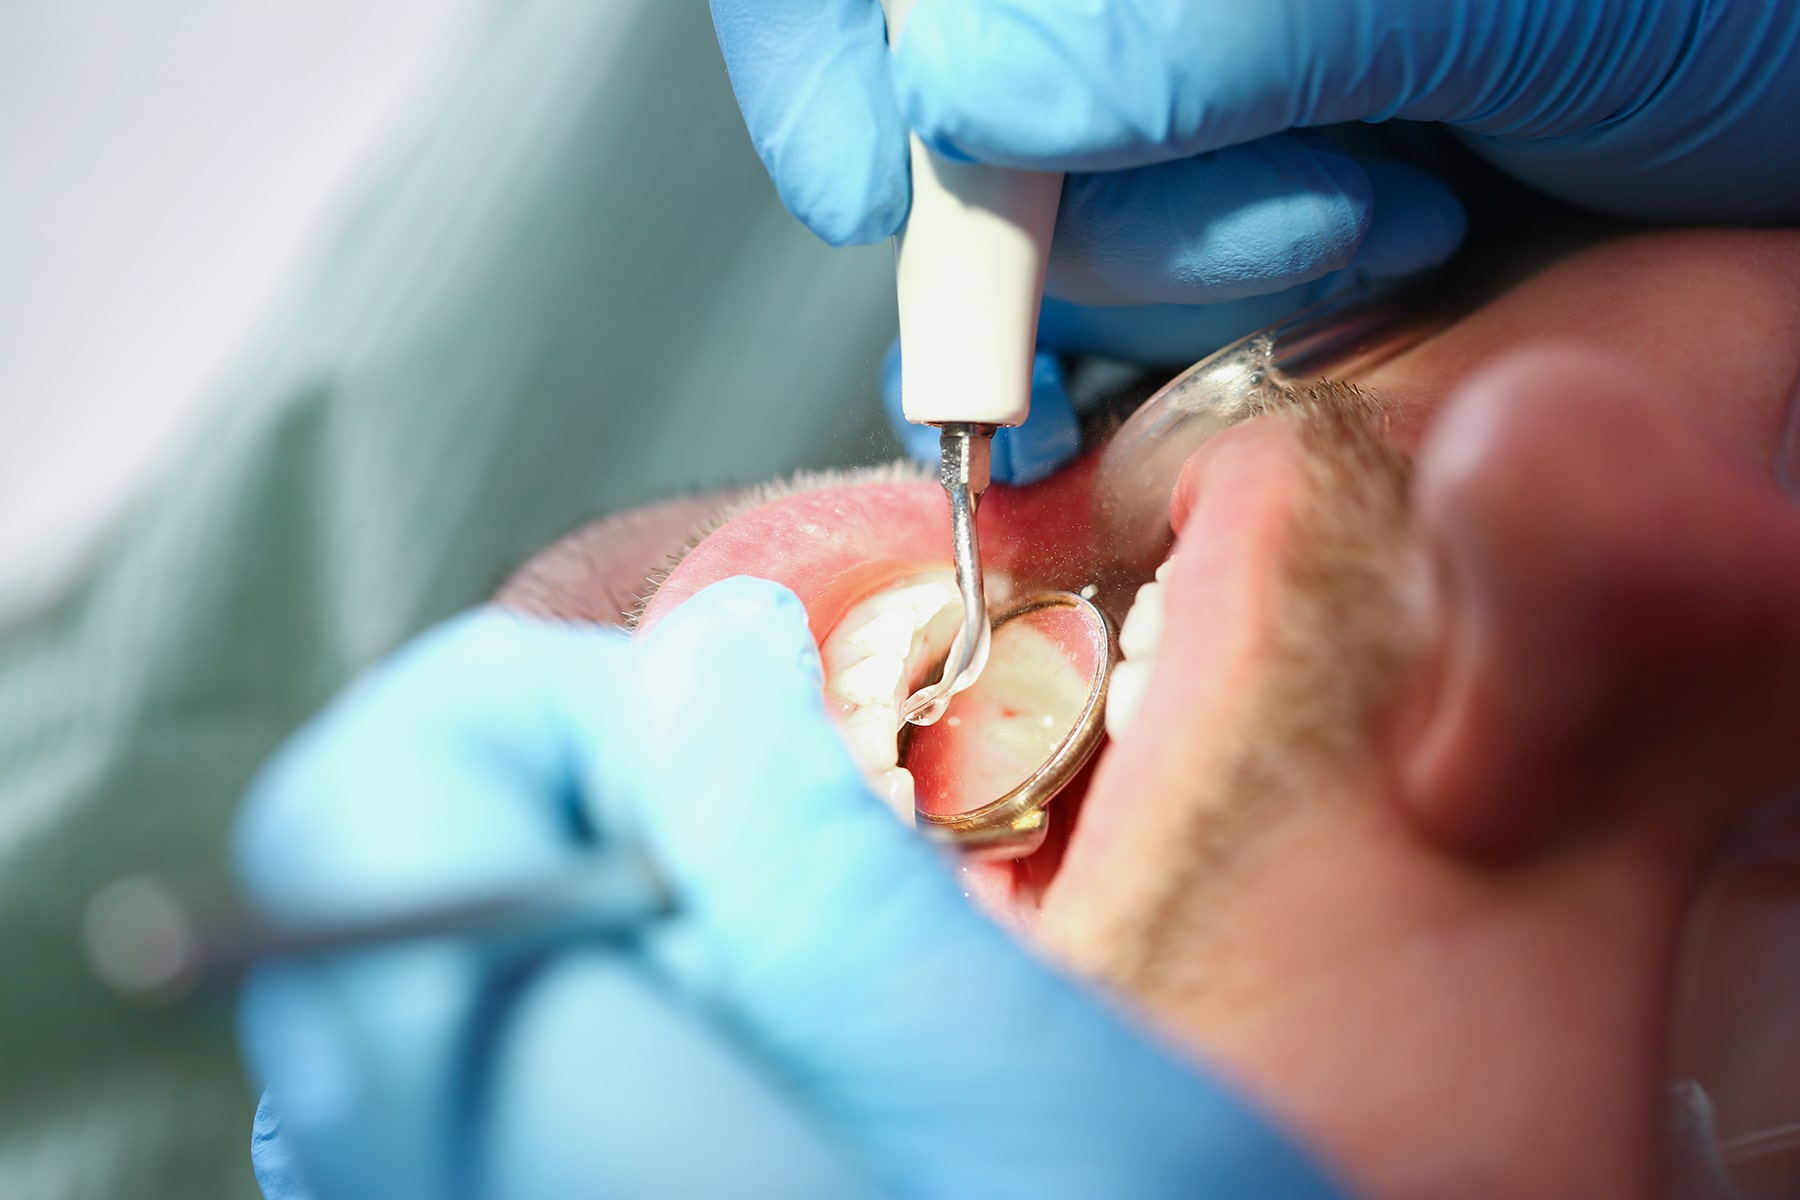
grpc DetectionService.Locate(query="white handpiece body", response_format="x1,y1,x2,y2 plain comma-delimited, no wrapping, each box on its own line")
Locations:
881,0,1062,428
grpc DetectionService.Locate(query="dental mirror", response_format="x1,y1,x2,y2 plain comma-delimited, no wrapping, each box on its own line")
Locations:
905,590,1117,860
1092,278,1454,578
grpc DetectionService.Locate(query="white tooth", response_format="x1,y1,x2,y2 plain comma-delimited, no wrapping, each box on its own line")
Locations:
1108,554,1175,738
827,651,907,708
871,767,917,823
817,569,1012,827
829,606,925,664
820,577,960,681
888,579,960,620
838,704,901,771
1105,659,1153,739
842,580,958,637
1117,580,1165,662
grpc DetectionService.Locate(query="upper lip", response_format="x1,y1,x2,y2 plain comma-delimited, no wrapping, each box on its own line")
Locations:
638,451,1130,642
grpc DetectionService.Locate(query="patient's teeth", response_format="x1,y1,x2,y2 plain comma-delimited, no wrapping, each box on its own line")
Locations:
1105,659,1152,739
829,651,907,708
1105,555,1174,739
872,767,916,823
832,607,921,660
839,705,902,771
818,571,971,822
1117,580,1165,661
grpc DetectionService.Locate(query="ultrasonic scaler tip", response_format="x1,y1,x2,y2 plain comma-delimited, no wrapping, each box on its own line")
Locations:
902,423,995,725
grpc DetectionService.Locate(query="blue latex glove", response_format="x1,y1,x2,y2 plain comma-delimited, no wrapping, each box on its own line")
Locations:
238,578,1346,1200
717,0,1800,478
713,0,1800,245
880,159,1448,482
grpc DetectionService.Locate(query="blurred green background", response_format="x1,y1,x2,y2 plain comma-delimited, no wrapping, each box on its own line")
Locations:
0,3,898,1196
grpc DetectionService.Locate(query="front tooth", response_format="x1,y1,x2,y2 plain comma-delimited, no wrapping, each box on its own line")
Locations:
871,767,916,823
1106,554,1175,739
830,606,926,663
1105,659,1153,739
817,575,958,818
1154,554,1177,583
816,569,1007,825
839,704,901,770
820,580,959,681
827,651,907,707
1117,580,1165,661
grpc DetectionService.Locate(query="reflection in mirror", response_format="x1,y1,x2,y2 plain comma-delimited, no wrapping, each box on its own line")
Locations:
907,591,1115,859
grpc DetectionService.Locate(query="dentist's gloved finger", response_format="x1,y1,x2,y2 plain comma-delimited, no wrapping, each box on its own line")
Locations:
235,611,628,920
234,613,633,1200
1338,159,1468,279
481,952,881,1200
907,0,1800,222
251,1092,313,1200
891,0,1688,170
709,0,909,245
883,339,1081,484
241,953,488,1200
1038,284,1328,365
619,578,1340,1198
243,920,879,1200
1046,136,1372,307
1048,147,1464,306
1038,159,1466,363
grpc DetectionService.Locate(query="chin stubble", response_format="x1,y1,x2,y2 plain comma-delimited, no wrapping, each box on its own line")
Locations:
1077,381,1420,999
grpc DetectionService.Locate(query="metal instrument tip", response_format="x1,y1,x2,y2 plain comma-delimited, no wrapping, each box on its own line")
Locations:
902,423,994,726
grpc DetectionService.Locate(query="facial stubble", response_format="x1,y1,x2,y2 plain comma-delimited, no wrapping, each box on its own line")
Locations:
1066,381,1421,1001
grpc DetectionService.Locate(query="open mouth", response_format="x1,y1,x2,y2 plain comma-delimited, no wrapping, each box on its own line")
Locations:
634,437,1208,932
628,302,1374,937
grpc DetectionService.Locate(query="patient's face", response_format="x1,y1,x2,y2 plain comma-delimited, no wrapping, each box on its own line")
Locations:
501,230,1800,1200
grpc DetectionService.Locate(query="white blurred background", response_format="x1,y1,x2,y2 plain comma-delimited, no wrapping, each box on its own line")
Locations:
0,0,897,620
0,1,489,614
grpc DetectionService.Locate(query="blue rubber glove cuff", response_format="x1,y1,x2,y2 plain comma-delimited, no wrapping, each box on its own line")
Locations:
882,338,1082,485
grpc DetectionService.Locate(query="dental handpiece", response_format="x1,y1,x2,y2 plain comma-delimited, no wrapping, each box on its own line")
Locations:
883,0,1063,726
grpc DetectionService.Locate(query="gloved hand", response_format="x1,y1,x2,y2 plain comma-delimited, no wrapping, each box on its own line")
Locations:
237,578,1345,1200
878,177,1437,484
715,0,1800,479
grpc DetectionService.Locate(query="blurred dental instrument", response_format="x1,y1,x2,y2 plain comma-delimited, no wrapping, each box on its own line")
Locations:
881,0,1063,727
82,854,672,1005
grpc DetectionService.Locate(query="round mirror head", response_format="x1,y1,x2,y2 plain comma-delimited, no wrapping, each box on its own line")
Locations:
906,591,1117,860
